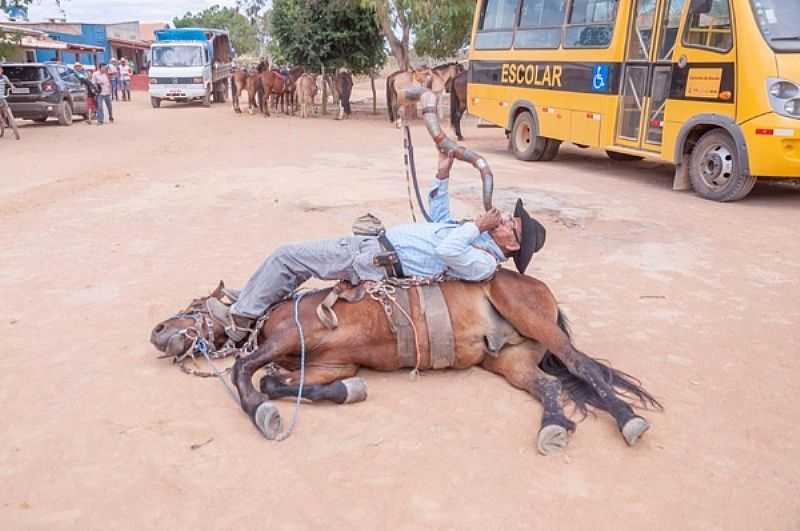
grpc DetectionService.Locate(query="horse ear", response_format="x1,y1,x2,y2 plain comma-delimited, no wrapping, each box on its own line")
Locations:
211,280,225,299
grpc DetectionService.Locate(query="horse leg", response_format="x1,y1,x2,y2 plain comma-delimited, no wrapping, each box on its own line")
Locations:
486,275,658,446
259,365,366,405
482,342,576,455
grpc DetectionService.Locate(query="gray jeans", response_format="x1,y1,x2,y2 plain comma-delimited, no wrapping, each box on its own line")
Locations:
232,236,386,319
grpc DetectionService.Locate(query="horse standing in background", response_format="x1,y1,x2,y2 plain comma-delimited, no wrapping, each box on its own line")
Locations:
449,69,468,140
257,61,286,117
232,67,262,115
335,70,354,120
296,73,318,118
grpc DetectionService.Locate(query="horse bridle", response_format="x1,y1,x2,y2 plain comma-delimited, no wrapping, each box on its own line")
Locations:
166,299,236,365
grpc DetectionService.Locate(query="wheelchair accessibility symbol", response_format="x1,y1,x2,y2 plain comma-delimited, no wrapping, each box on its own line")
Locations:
592,64,610,92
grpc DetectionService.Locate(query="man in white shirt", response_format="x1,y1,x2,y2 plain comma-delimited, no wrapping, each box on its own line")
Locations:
119,58,133,101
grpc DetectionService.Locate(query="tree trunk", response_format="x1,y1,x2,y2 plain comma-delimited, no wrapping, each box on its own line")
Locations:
370,72,377,115
321,64,327,115
376,2,411,70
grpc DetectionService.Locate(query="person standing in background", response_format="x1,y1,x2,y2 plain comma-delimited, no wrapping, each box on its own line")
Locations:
73,63,97,124
108,58,119,101
119,58,132,102
92,64,114,125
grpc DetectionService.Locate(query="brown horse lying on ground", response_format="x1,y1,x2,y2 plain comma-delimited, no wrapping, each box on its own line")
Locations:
150,270,660,455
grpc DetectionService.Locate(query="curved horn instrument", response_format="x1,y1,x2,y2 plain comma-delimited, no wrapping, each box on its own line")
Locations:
398,85,494,212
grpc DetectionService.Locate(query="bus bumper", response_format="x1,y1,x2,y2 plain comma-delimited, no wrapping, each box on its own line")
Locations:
742,114,800,178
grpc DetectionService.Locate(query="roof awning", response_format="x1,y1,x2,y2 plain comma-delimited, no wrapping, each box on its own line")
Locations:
108,38,150,51
19,35,68,50
66,42,104,52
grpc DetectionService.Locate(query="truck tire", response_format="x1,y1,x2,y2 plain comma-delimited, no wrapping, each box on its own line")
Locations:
689,129,757,202
606,150,643,161
57,101,73,126
151,97,161,108
510,112,552,161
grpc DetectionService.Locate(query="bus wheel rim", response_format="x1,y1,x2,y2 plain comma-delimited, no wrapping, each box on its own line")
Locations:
699,144,733,190
516,123,531,149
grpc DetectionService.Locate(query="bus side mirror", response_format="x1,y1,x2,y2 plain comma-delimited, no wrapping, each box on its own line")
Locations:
688,0,713,15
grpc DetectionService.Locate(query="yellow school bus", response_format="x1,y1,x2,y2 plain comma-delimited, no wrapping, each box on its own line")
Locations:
467,0,800,201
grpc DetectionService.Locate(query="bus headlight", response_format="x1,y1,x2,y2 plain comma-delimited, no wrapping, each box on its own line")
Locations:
785,99,800,117
767,78,800,119
770,81,798,99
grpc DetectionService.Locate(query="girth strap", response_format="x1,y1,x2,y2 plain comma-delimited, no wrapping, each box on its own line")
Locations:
417,284,456,369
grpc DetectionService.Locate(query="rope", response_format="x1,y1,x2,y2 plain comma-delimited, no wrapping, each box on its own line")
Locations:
402,124,432,222
275,290,309,441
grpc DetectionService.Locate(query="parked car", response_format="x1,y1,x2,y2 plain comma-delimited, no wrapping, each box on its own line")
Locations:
3,62,89,125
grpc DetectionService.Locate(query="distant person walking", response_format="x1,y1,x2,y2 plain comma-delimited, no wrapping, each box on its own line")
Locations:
119,58,132,101
92,64,114,125
73,63,97,124
108,59,120,101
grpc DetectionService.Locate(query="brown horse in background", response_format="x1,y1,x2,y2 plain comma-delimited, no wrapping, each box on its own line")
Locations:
335,70,354,120
232,67,261,115
150,270,661,455
257,62,286,117
278,65,306,115
450,69,468,140
386,63,466,125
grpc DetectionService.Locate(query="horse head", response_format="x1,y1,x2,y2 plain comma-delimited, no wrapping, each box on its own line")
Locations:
150,281,233,361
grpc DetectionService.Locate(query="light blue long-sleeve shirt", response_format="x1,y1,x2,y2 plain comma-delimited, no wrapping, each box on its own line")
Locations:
385,179,505,281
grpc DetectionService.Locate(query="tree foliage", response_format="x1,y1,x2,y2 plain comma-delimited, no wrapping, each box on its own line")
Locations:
363,0,474,68
173,5,258,56
269,0,385,75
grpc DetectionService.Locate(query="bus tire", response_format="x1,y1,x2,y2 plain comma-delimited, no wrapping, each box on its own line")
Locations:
689,129,757,202
541,139,561,161
151,97,161,108
606,150,643,161
511,112,550,161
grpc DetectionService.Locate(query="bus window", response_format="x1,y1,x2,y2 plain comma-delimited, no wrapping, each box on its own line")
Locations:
683,0,733,52
565,0,619,48
515,0,567,49
475,0,519,49
750,0,800,52
627,0,657,60
658,0,686,59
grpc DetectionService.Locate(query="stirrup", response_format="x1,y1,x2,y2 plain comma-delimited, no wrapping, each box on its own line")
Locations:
207,298,253,342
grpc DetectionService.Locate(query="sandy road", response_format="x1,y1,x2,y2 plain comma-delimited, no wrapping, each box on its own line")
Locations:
1,88,799,530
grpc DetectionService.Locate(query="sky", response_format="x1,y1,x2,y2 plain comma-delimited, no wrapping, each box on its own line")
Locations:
23,0,239,24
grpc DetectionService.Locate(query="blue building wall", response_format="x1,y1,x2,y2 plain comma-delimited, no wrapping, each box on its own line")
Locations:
46,24,112,63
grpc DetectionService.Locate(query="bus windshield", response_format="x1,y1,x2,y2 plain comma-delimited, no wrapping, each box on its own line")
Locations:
750,0,800,51
151,45,205,67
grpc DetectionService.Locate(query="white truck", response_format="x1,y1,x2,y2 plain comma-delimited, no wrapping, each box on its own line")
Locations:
148,28,233,108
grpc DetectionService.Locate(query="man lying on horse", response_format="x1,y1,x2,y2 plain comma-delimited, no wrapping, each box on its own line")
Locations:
212,148,546,344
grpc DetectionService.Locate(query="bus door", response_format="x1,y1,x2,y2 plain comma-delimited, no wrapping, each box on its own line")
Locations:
615,0,684,151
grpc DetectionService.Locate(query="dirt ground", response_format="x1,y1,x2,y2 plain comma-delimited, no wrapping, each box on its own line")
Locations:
2,82,799,530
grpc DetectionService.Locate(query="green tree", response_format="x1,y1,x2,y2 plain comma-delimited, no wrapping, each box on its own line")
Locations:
1,0,38,59
269,0,385,75
173,5,258,56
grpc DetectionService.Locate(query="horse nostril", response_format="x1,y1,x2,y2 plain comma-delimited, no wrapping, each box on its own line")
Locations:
154,324,165,334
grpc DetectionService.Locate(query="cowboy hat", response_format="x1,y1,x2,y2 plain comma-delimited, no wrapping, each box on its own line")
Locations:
512,198,546,274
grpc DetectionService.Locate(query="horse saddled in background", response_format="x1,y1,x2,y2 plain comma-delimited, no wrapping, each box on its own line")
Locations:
279,65,306,115
150,270,661,455
450,68,468,140
386,68,432,125
232,66,262,115
257,62,286,117
334,69,354,120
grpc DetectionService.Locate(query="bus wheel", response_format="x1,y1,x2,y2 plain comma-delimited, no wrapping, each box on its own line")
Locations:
511,112,550,161
606,150,643,161
689,130,757,202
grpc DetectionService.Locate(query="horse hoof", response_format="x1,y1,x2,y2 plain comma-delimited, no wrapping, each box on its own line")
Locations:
254,402,282,440
622,416,650,446
537,424,569,456
341,377,368,404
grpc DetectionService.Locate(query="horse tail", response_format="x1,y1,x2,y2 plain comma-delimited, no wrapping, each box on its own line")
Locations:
449,81,459,128
386,75,395,122
540,308,663,417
